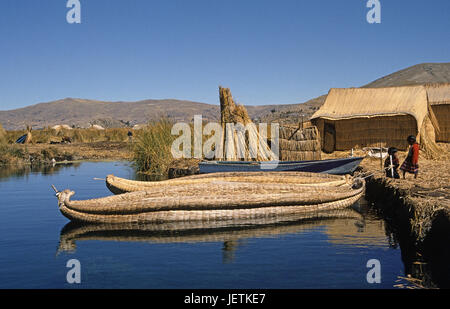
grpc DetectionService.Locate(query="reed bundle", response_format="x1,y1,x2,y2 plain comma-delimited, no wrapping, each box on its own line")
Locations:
279,126,318,141
278,125,321,160
279,139,320,152
219,87,276,161
279,150,321,161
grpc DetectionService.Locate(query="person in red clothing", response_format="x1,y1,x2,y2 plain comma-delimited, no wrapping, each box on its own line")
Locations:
400,135,420,179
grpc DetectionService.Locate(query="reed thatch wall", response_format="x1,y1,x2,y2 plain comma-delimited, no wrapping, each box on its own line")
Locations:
335,115,417,150
426,83,450,142
431,105,450,142
279,125,321,161
425,83,450,106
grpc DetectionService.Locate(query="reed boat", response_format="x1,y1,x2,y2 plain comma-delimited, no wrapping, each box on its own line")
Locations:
106,171,351,195
53,173,365,224
57,208,363,254
198,157,364,175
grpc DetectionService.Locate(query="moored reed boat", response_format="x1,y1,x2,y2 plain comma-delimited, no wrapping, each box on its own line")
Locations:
54,173,365,224
57,208,363,254
106,171,350,195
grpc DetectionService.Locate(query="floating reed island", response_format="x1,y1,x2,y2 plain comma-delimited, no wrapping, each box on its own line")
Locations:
53,172,364,224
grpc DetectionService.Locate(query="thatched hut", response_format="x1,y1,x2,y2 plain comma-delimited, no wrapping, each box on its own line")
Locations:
310,86,439,153
425,83,450,142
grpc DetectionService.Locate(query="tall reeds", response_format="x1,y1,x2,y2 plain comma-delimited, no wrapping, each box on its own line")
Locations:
5,127,130,144
0,123,6,145
132,119,175,175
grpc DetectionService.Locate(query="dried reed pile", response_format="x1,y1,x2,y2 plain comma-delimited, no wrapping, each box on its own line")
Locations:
219,87,276,161
279,125,321,161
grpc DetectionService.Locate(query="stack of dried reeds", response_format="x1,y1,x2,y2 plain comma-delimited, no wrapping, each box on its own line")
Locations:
219,87,276,161
279,125,321,161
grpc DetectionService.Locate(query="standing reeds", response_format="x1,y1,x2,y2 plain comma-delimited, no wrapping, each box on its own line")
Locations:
0,123,6,145
132,118,175,175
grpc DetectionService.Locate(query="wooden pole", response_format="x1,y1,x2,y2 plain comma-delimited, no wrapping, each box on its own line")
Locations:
390,155,394,178
380,142,383,172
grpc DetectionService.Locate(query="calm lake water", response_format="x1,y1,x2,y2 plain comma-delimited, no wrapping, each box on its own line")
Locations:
0,161,414,289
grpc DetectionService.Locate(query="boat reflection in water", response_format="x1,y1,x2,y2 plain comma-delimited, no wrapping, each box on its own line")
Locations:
58,207,368,262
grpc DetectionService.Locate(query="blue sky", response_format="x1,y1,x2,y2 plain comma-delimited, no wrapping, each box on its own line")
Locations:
0,0,449,110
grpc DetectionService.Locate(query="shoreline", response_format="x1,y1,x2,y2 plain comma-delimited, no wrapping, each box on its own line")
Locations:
361,158,450,288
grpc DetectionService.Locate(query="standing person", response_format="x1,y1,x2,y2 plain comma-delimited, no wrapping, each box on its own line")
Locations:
400,135,419,179
384,147,400,179
127,130,133,143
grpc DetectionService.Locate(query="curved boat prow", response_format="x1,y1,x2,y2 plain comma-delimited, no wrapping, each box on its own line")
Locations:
52,185,75,209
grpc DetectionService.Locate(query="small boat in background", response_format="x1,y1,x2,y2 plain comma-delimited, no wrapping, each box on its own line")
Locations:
363,147,388,159
15,134,27,144
198,157,364,175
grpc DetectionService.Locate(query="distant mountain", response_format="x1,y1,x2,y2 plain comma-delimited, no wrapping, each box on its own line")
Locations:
0,97,299,130
363,63,450,88
0,98,221,130
259,62,450,124
1,62,449,130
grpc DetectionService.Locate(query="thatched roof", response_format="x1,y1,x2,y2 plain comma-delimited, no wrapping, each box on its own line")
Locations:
310,86,429,129
425,83,450,105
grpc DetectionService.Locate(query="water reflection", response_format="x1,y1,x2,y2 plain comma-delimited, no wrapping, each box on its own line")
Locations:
58,208,364,263
0,163,81,181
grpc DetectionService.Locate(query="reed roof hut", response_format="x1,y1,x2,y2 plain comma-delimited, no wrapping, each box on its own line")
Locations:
425,83,450,142
310,86,440,155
